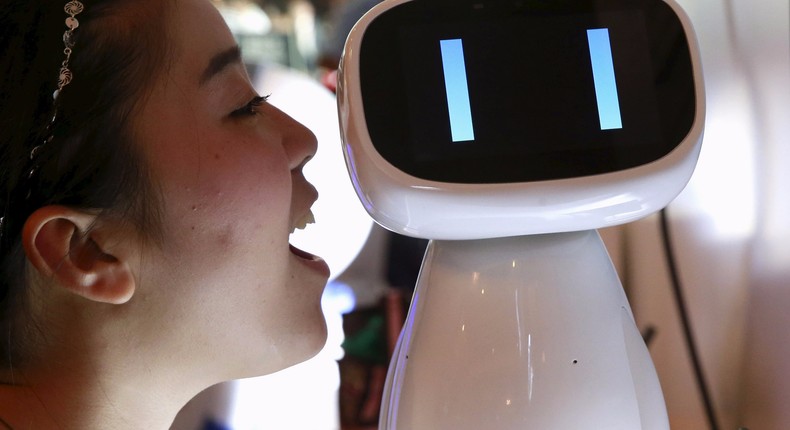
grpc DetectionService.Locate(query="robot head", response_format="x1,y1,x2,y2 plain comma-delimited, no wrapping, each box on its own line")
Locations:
338,0,704,240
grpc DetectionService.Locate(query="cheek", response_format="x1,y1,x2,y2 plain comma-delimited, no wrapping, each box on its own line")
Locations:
173,149,291,249
147,123,294,268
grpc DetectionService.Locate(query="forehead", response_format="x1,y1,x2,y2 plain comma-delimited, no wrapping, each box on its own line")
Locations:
133,0,244,171
169,0,239,80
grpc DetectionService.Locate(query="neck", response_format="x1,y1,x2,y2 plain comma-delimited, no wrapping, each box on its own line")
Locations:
0,360,204,430
0,286,220,429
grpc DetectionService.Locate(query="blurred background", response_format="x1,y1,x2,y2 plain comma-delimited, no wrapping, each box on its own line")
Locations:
172,0,790,429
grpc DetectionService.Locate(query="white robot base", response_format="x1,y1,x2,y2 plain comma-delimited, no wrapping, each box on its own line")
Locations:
380,230,669,429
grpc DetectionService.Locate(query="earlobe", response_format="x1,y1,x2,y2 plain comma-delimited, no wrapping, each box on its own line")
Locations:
22,206,136,305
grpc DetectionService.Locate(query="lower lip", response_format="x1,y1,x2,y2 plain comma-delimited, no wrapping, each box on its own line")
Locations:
290,244,331,278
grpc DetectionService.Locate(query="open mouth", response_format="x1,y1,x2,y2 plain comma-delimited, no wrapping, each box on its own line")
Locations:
289,209,319,261
288,209,330,277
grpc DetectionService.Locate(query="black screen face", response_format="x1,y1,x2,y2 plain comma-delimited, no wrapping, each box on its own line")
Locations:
358,0,697,183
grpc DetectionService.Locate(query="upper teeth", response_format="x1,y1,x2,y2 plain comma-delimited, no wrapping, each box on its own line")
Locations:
291,210,315,233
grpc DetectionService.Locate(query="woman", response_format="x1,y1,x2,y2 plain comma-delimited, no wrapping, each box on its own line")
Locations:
0,0,330,428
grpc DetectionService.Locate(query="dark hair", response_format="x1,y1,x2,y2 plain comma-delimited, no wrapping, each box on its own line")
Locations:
0,0,171,367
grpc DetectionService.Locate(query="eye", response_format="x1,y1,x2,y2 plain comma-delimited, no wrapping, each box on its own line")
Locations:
230,94,270,118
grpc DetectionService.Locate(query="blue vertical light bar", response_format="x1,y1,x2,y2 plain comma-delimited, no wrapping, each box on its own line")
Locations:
587,28,623,130
440,39,475,142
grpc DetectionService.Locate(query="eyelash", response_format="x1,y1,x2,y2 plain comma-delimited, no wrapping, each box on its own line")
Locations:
230,94,270,118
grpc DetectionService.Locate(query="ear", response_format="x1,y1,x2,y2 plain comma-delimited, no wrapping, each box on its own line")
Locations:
21,206,136,304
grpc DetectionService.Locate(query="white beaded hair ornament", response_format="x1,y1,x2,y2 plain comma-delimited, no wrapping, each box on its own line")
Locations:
55,0,85,100
0,1,86,246
0,1,86,244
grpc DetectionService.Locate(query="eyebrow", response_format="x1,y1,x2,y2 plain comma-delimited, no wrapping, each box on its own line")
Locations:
199,45,243,86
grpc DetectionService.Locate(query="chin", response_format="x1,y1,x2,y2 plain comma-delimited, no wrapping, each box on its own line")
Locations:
292,307,330,364
261,307,329,377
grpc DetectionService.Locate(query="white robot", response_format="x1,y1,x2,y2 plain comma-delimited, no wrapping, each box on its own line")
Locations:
337,0,704,428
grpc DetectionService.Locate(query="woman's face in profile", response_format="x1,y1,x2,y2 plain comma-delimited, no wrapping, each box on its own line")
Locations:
128,0,330,380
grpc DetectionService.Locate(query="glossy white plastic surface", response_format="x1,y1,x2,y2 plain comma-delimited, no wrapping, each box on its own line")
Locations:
380,231,669,429
337,0,705,240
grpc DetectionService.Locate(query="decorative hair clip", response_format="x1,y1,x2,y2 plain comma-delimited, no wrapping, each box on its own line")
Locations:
0,1,87,249
54,0,85,100
37,1,85,175
0,0,85,248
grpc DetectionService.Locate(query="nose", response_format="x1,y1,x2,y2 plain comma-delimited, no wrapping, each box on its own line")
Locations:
274,106,319,171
